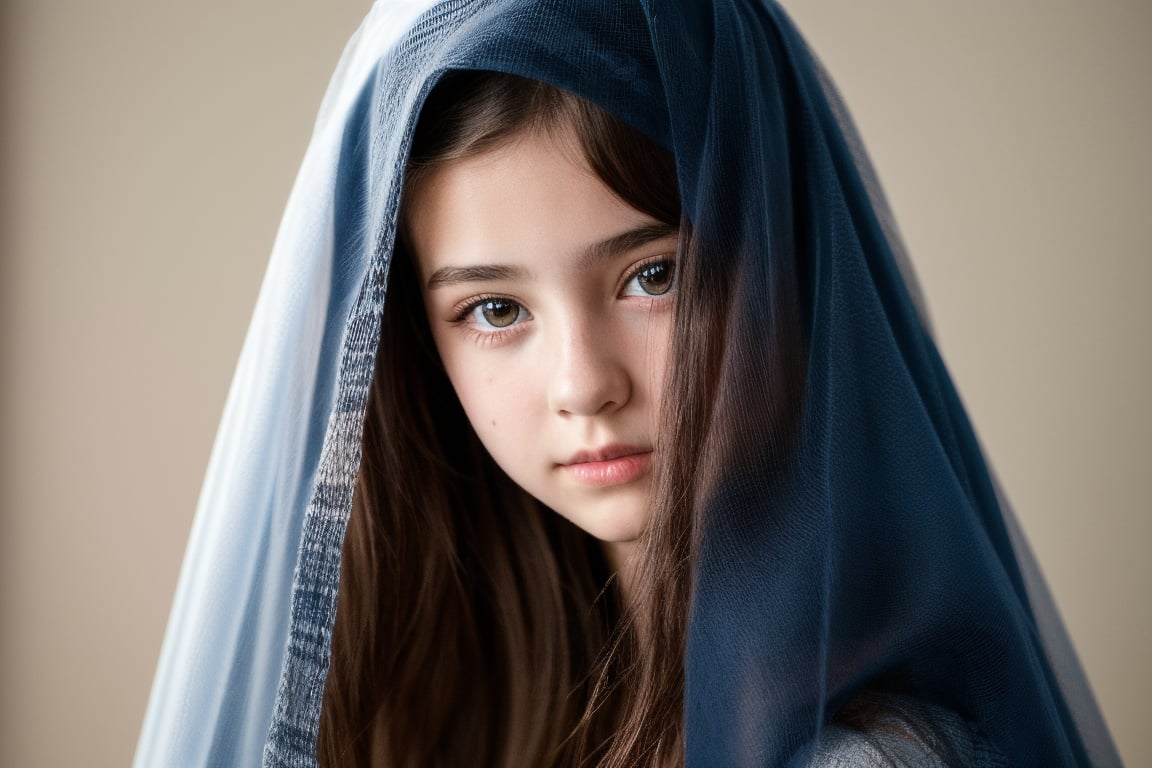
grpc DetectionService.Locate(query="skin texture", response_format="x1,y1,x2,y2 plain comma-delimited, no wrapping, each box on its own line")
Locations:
407,124,678,578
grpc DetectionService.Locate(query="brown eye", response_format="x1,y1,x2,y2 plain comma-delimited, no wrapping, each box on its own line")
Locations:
634,260,674,296
479,299,523,328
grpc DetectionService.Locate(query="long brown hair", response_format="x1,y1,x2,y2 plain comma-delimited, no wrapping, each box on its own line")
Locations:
318,71,721,767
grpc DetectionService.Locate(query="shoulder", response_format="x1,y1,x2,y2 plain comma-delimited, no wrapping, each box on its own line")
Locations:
809,724,946,767
808,697,1009,768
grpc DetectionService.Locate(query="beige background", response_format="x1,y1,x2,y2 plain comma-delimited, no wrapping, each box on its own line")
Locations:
1,1,1147,765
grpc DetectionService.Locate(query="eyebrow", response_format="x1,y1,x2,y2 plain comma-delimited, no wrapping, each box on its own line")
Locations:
578,222,679,269
425,222,679,289
426,264,526,289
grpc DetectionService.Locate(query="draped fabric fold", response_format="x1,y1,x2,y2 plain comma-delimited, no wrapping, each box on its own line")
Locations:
135,1,1119,766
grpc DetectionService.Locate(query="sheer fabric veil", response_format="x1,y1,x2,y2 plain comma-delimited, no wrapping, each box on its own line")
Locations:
135,1,1120,766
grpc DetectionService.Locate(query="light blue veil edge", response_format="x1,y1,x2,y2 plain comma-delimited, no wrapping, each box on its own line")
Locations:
133,3,439,765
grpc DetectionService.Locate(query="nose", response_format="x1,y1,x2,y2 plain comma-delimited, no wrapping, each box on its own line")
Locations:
547,321,632,418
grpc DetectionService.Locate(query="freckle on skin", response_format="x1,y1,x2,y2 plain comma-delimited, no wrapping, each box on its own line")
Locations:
491,420,497,427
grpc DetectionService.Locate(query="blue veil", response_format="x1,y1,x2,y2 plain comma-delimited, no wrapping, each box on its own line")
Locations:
135,1,1120,765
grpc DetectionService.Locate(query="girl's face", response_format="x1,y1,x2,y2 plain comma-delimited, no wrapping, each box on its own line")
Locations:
407,125,677,566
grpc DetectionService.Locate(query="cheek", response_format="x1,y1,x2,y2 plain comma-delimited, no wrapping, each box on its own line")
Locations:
637,306,674,416
436,343,542,460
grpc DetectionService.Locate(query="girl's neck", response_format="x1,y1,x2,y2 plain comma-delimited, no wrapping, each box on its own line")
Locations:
602,540,636,605
602,540,652,642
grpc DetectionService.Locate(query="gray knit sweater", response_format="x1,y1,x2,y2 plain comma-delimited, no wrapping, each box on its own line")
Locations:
812,700,1008,767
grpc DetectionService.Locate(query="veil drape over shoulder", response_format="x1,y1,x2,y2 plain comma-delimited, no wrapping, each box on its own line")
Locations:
135,1,1120,766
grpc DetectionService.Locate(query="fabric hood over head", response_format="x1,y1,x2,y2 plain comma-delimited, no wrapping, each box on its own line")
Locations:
135,1,1120,766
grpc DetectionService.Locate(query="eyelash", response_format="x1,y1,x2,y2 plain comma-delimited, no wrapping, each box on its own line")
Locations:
621,255,676,298
450,255,676,341
451,294,529,344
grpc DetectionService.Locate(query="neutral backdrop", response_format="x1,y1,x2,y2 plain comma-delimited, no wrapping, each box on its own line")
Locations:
1,1,1148,765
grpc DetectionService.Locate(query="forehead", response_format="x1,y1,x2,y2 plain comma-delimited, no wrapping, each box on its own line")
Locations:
404,126,658,278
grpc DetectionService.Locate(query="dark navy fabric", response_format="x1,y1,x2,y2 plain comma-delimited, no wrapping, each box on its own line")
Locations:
253,1,1120,765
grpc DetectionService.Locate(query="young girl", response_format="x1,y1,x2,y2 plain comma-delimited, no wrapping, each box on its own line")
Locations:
318,70,692,766
136,1,1119,766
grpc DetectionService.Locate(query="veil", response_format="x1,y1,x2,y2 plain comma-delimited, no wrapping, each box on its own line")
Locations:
134,1,1120,766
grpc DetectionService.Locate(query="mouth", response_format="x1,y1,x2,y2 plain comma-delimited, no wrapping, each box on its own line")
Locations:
560,445,652,488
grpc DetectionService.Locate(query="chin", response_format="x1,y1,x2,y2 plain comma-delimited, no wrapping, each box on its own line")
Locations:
566,497,650,546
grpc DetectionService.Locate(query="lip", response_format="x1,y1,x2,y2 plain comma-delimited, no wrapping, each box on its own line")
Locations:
560,445,652,488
